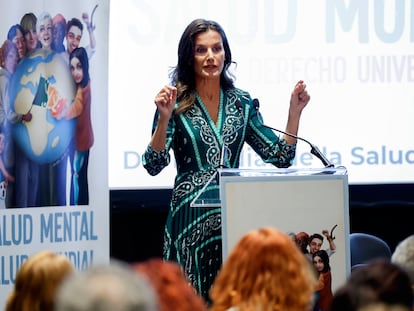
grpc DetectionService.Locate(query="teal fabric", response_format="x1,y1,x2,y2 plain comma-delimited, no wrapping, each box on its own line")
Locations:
143,88,296,301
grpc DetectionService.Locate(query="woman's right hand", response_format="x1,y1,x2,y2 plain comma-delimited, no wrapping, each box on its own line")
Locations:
154,85,177,122
149,86,177,152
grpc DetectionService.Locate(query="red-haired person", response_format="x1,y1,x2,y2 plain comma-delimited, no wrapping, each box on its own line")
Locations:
133,258,208,311
210,227,316,311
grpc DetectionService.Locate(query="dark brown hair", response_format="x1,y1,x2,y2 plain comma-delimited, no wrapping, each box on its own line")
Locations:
170,19,235,114
210,227,316,311
331,260,413,311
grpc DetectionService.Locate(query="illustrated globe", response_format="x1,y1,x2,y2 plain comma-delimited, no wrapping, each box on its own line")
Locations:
9,48,76,164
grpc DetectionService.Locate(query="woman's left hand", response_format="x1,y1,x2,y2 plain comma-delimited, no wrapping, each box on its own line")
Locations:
289,80,310,116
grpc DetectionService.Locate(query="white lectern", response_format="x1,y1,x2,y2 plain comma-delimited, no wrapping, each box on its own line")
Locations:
192,167,349,290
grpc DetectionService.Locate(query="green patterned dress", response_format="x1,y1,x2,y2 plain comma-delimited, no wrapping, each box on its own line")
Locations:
142,87,296,301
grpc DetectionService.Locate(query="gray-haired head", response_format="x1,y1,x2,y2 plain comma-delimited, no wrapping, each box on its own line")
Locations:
392,234,414,286
55,260,159,311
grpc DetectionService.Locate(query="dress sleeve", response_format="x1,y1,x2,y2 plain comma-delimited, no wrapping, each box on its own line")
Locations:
244,96,296,168
142,109,175,176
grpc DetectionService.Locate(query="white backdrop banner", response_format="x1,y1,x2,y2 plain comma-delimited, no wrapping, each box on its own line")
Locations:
0,0,109,306
108,0,414,188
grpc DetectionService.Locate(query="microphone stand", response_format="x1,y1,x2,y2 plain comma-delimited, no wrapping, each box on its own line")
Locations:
191,101,247,208
219,141,229,168
252,98,334,168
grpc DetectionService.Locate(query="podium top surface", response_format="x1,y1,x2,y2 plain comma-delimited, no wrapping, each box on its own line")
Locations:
190,167,347,208
218,167,347,178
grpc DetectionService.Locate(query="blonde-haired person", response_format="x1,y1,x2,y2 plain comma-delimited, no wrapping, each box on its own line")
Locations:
5,250,74,311
210,227,316,311
20,12,39,53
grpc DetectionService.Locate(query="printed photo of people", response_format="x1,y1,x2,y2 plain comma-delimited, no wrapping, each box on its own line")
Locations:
288,224,338,311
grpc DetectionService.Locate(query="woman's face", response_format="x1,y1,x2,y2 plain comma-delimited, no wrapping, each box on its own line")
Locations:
193,30,225,82
313,255,325,272
70,56,84,84
25,28,38,51
38,17,53,48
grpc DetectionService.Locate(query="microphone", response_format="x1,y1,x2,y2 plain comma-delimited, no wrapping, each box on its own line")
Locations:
235,100,244,116
252,98,334,168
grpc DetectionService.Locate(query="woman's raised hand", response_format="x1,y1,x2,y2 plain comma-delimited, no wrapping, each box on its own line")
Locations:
289,80,310,117
154,85,177,122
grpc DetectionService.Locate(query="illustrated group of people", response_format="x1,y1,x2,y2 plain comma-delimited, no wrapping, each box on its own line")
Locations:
5,230,414,311
0,9,95,208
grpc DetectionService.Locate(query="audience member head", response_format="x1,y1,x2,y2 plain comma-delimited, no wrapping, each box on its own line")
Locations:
5,250,74,311
357,303,411,311
133,258,208,311
55,260,159,311
330,260,413,311
210,226,316,311
391,234,414,289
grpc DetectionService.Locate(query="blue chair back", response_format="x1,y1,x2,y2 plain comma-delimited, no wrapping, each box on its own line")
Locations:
350,232,392,268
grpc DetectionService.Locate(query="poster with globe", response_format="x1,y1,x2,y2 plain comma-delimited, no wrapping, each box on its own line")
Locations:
0,0,109,306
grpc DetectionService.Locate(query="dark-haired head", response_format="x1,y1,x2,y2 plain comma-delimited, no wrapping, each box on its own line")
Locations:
330,260,413,311
171,19,234,97
66,17,83,34
313,249,331,273
69,47,89,87
309,233,324,243
7,24,24,42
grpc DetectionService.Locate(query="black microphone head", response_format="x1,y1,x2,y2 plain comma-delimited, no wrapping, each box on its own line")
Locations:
235,99,243,112
253,98,260,110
